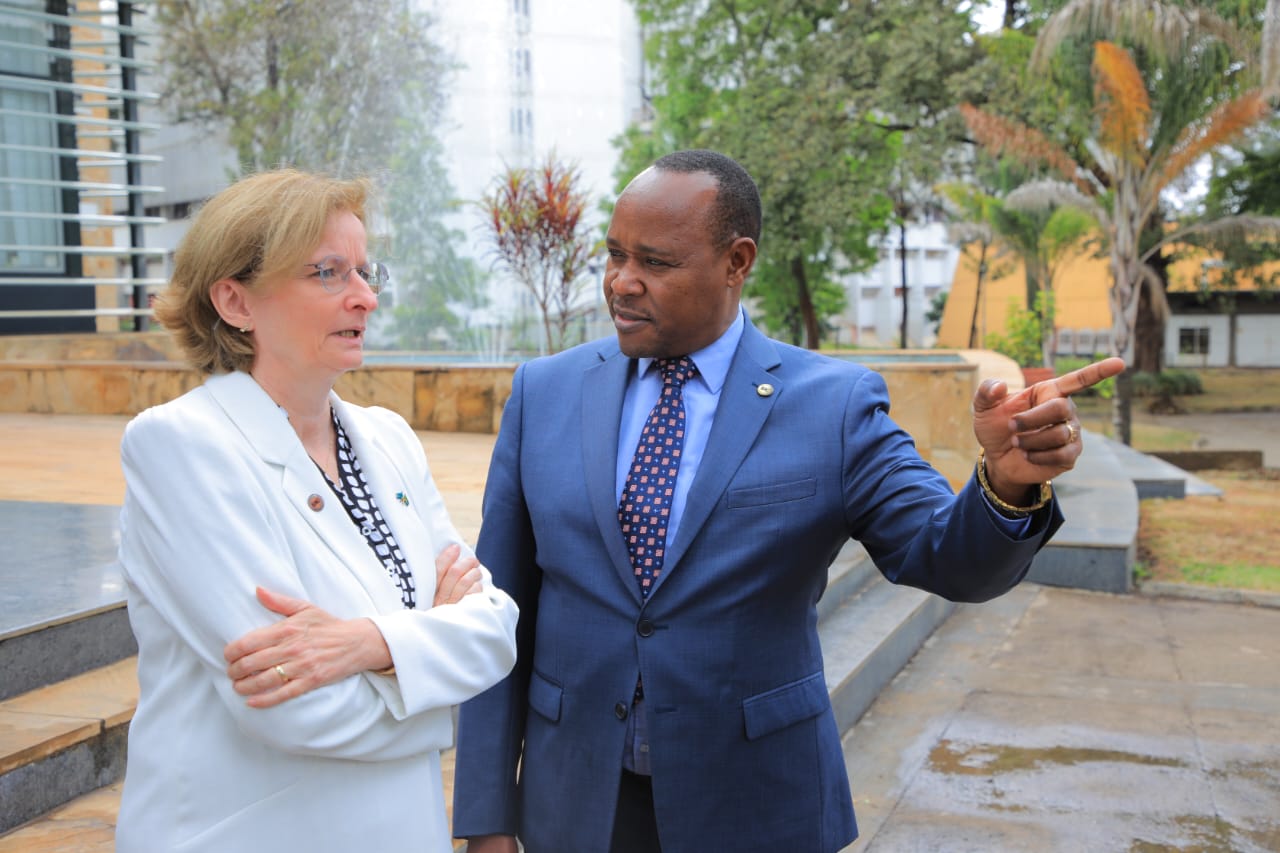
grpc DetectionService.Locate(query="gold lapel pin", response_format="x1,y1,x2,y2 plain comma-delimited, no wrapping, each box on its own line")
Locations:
756,383,774,397
307,494,324,512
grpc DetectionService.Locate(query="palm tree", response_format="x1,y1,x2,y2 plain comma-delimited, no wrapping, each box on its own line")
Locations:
961,0,1280,444
939,181,1095,365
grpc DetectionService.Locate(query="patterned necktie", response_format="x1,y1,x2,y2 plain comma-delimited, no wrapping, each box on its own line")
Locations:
619,356,697,598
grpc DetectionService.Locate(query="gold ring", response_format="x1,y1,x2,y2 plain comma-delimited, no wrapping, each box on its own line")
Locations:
275,664,290,683
1067,422,1080,444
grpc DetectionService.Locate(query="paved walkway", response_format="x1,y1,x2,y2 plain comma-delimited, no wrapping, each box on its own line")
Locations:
5,412,1279,850
842,584,1280,851
1146,411,1280,468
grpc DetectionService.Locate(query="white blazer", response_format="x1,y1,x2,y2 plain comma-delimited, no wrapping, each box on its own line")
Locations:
115,371,518,853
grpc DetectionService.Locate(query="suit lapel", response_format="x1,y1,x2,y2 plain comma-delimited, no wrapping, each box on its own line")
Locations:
581,342,645,604
656,322,781,590
204,372,402,613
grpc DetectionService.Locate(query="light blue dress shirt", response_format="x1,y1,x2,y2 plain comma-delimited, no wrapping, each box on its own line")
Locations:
614,309,745,548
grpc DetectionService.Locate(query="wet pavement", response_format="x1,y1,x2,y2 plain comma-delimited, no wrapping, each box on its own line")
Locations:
842,584,1280,852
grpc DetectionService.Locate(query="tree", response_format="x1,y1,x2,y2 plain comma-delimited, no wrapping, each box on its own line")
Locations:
1197,121,1280,289
153,0,469,349
939,178,1095,365
381,129,490,351
1000,194,1098,365
156,0,446,175
937,182,1018,348
962,0,1280,444
620,0,985,349
480,155,601,354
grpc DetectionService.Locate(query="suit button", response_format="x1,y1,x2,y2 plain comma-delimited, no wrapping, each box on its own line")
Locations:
615,702,629,720
636,619,655,638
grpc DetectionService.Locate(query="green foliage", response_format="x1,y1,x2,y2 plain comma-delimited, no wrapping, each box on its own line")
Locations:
926,291,949,335
620,0,984,348
154,0,449,178
1131,369,1204,398
154,0,472,350
1197,121,1280,288
984,298,1043,367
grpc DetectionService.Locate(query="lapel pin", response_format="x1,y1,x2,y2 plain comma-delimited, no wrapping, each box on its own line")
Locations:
307,494,324,512
396,491,410,506
756,383,774,397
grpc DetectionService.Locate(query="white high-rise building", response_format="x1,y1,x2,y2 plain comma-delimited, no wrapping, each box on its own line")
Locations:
417,0,645,345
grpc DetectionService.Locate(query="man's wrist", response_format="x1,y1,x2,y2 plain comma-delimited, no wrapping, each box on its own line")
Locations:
976,449,1052,518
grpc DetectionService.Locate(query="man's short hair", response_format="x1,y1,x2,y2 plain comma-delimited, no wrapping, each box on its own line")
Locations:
652,150,762,249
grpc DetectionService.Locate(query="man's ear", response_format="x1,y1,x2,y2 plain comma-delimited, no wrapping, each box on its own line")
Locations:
210,278,252,331
725,237,758,290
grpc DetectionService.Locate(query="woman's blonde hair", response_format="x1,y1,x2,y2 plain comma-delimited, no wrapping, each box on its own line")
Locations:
154,169,370,375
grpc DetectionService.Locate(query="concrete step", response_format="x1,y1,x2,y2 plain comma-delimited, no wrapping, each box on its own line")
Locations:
1027,430,1139,594
0,659,136,835
0,501,135,702
821,573,957,734
0,782,121,852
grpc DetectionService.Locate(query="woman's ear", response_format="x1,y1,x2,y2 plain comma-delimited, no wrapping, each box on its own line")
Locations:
210,278,252,332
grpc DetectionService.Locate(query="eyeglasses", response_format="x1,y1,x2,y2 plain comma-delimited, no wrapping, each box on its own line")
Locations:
302,256,389,295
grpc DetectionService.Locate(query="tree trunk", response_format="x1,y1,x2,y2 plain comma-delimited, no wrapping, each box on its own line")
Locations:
899,221,909,349
968,246,987,349
1132,256,1167,373
1111,368,1133,446
1133,291,1163,373
791,256,821,350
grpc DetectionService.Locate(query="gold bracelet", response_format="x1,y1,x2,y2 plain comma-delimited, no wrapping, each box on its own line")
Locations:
373,664,396,677
976,449,1052,517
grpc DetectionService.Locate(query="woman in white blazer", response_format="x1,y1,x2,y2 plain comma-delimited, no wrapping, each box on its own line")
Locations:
115,170,518,853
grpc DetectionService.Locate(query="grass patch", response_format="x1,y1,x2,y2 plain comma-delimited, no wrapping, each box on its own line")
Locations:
1137,469,1280,593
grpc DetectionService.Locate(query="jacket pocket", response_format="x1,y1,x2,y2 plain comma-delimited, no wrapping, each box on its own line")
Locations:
741,670,828,741
726,477,816,508
528,670,563,723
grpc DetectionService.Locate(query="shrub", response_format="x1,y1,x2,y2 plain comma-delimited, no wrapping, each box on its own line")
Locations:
1160,369,1203,396
984,299,1043,368
1128,370,1204,398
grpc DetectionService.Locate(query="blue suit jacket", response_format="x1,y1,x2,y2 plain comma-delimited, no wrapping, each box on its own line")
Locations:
453,321,1062,853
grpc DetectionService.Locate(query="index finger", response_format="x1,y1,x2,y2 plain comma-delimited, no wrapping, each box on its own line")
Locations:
1050,357,1125,398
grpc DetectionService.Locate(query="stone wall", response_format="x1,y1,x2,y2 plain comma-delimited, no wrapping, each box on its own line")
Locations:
0,334,996,486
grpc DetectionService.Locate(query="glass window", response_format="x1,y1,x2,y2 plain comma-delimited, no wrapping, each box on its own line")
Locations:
1178,327,1210,355
1,2,64,273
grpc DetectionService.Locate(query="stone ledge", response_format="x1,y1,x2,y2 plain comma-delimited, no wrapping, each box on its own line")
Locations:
0,354,985,466
1149,449,1264,471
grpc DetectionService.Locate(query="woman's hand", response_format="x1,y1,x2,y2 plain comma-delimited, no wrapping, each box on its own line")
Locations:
224,587,392,709
434,543,483,606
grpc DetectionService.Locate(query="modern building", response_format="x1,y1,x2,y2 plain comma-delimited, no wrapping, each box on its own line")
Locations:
0,0,163,336
833,221,959,349
424,0,645,345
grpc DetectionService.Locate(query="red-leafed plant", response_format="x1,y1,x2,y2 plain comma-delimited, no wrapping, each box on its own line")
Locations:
481,155,601,353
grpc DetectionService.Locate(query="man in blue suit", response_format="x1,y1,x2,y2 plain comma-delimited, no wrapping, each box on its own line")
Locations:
453,150,1123,853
